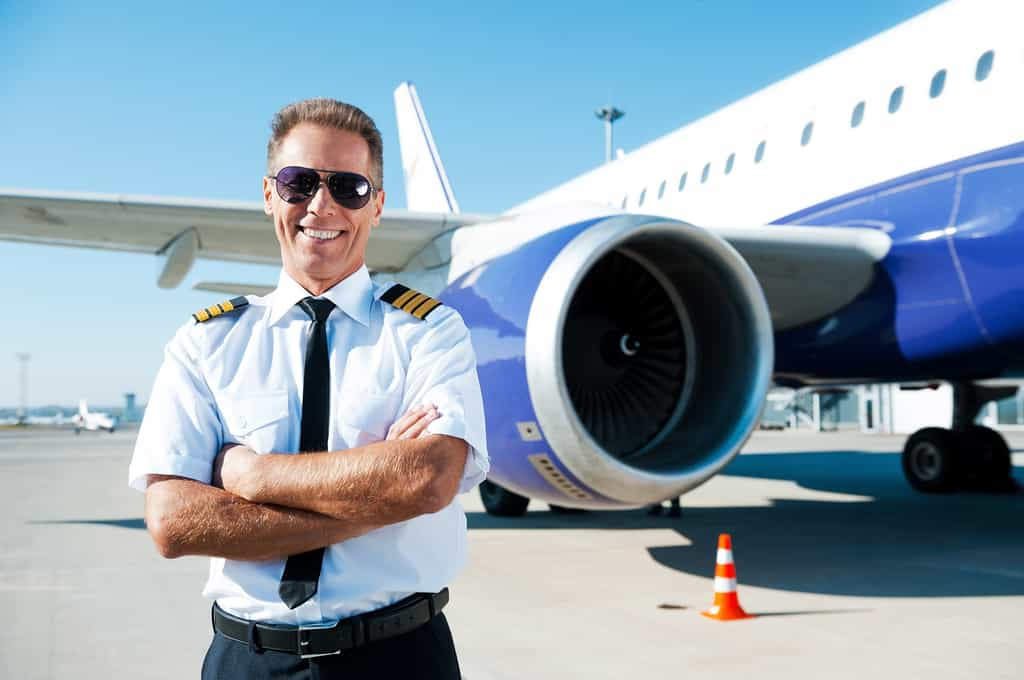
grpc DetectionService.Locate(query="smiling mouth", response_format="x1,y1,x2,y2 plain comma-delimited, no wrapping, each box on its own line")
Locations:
298,226,344,241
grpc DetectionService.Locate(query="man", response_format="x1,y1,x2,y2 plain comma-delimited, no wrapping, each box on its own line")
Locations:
128,98,488,679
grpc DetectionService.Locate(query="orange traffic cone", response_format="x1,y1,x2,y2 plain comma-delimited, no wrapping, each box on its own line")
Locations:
701,534,754,621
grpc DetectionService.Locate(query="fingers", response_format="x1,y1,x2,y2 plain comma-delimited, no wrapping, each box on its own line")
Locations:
386,404,440,440
386,405,426,440
401,407,439,440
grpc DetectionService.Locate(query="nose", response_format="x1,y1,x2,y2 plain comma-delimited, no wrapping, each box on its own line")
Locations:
307,181,338,215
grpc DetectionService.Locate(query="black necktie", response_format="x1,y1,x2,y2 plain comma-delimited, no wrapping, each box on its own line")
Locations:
278,296,335,609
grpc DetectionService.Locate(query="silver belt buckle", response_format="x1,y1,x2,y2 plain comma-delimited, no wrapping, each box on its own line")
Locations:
297,620,342,659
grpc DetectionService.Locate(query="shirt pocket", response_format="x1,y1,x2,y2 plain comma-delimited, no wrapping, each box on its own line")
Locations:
219,390,290,454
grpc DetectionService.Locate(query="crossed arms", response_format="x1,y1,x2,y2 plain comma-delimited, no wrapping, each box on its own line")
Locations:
144,405,469,561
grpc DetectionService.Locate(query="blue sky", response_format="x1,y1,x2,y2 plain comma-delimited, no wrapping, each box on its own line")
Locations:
0,0,943,407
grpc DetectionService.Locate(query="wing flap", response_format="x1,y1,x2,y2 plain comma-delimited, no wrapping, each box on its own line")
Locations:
712,224,892,330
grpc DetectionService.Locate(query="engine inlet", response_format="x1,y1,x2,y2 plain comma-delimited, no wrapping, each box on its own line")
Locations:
563,250,687,457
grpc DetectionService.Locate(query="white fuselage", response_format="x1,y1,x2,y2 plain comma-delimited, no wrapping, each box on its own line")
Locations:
511,0,1022,229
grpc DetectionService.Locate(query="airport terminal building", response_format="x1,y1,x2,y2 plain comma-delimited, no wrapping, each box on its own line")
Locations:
763,383,1024,434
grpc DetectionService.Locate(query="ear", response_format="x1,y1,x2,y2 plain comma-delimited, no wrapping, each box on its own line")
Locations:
370,189,386,228
263,176,274,216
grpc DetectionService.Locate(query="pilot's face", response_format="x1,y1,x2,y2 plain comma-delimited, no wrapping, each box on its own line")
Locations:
263,123,385,295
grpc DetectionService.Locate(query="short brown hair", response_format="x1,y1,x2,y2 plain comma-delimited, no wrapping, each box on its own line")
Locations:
267,98,383,188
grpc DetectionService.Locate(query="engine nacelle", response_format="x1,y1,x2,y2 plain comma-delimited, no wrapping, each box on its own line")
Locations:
441,213,773,508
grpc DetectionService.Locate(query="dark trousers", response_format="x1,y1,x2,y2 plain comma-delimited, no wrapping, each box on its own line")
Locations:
201,613,461,680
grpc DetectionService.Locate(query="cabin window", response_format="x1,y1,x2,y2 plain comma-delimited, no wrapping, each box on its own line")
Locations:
701,163,711,183
851,101,865,127
678,172,688,191
888,86,904,114
638,188,647,207
658,180,667,199
930,69,946,98
801,121,814,146
725,153,735,174
976,50,994,81
754,141,766,163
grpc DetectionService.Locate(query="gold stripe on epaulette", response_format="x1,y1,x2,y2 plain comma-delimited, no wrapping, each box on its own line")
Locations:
412,298,443,320
392,289,420,310
402,293,428,314
192,296,249,323
380,284,443,321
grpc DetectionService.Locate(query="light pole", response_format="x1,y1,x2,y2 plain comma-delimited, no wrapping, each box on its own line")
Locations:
15,353,30,424
595,106,624,164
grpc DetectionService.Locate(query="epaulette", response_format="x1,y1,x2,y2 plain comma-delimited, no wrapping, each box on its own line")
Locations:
192,297,249,323
380,284,443,320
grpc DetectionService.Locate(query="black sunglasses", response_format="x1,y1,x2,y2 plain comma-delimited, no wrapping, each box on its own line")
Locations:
268,165,378,209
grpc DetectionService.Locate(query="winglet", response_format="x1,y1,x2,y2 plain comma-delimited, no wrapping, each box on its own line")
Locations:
393,82,460,214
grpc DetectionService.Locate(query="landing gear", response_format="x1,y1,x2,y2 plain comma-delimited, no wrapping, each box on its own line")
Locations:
961,424,1012,489
901,383,1016,493
902,427,959,492
478,480,530,517
646,497,682,517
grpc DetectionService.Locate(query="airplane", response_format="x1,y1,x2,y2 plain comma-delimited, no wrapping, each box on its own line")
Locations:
0,0,1020,515
71,400,118,434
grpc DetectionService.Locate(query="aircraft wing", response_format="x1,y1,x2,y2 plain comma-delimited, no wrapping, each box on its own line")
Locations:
0,189,492,285
711,224,892,330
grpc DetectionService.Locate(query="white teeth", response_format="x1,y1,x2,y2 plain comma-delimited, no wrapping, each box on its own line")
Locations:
300,228,342,241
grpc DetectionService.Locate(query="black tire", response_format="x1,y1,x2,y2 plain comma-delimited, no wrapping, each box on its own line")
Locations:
902,427,959,493
478,480,530,517
961,425,1012,489
548,504,586,514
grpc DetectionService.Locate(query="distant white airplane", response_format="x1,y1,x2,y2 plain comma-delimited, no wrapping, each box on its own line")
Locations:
71,400,117,434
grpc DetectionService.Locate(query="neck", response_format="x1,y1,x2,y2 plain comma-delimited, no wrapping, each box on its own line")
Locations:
288,265,360,296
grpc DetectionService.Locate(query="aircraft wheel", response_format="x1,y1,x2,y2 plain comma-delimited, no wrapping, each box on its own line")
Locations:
902,427,959,493
479,480,530,517
74,428,81,435
960,425,1013,489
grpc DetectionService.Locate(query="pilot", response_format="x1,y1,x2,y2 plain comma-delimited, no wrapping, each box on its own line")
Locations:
128,98,488,680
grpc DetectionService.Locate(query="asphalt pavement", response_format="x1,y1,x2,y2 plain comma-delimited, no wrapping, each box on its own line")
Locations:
1,427,1021,679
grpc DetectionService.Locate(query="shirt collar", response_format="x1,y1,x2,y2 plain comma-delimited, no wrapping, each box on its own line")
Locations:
268,266,374,327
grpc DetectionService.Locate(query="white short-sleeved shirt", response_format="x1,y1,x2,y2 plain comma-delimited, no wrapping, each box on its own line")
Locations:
128,266,489,624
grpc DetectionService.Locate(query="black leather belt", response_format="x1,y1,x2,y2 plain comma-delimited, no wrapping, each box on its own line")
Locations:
211,589,449,659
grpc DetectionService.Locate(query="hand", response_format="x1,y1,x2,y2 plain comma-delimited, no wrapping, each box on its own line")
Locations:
386,404,440,441
213,442,257,496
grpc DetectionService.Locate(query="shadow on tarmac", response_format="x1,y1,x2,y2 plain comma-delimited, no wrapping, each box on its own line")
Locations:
467,452,1024,598
30,451,1023,599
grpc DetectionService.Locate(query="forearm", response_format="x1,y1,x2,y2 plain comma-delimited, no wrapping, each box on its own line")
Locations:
144,476,375,561
234,436,467,524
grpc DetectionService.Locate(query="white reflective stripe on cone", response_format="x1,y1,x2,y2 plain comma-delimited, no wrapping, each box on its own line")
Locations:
717,549,734,564
714,577,737,592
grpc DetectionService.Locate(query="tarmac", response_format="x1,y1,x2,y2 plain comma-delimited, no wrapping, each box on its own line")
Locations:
1,426,1021,679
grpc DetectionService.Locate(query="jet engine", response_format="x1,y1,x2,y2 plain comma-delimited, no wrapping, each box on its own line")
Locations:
440,213,773,511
